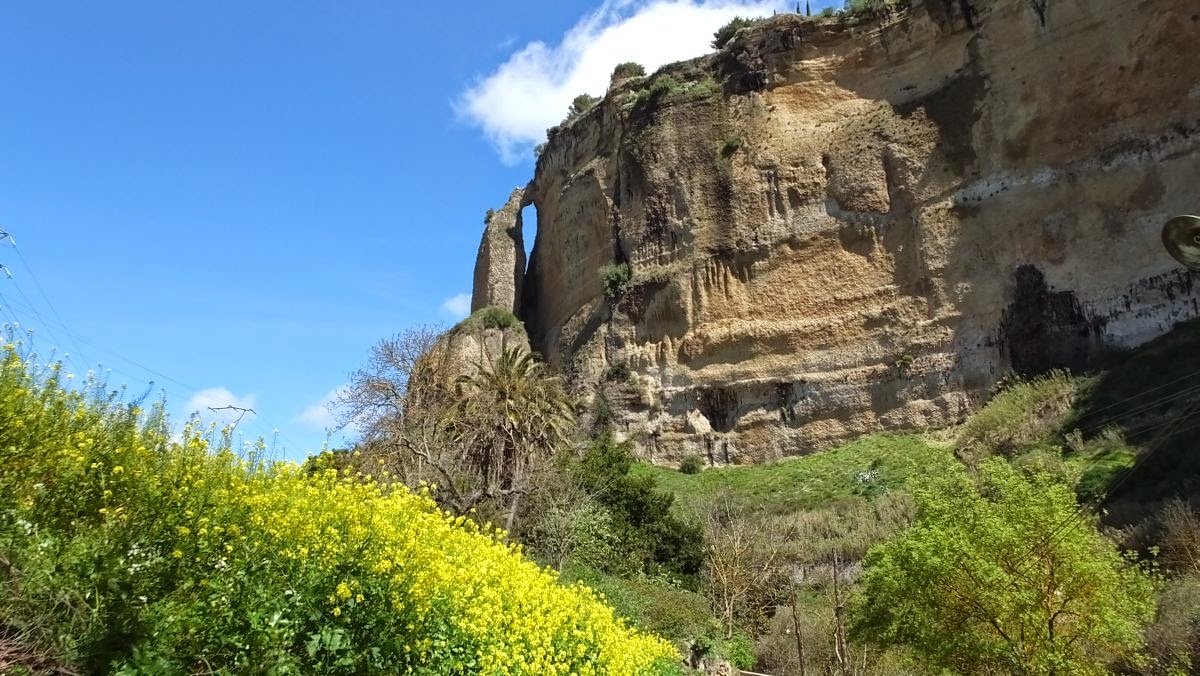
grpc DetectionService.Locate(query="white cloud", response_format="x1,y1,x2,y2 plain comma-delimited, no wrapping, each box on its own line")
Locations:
295,387,344,432
441,292,472,318
184,387,257,426
458,0,788,163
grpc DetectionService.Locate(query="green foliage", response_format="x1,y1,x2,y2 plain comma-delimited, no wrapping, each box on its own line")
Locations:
599,262,632,302
637,433,953,515
484,207,495,224
679,454,705,475
0,346,675,674
612,62,647,80
721,631,756,671
454,305,521,333
533,141,547,158
564,93,600,124
591,392,614,432
819,6,837,17
1071,428,1137,503
1074,318,1200,511
574,434,704,583
563,564,714,645
852,458,1156,674
956,369,1081,460
711,16,763,49
626,71,720,117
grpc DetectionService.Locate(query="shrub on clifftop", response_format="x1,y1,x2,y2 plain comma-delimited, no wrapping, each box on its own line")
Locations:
712,16,762,49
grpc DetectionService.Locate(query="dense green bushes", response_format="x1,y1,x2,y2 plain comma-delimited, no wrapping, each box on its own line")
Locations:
573,434,703,583
0,347,676,674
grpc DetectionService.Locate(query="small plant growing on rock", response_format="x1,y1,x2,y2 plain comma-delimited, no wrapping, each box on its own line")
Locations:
720,134,744,157
612,62,647,82
591,392,615,432
605,361,633,383
455,306,522,334
566,93,600,123
679,454,705,475
599,263,632,302
712,16,763,49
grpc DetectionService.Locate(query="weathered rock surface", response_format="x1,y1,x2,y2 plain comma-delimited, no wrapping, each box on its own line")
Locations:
471,188,528,314
411,322,532,410
479,0,1200,463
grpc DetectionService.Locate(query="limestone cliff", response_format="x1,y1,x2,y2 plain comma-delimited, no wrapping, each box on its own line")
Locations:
472,188,528,315
473,0,1200,463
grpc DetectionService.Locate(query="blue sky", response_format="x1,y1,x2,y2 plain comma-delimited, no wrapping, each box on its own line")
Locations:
0,0,829,459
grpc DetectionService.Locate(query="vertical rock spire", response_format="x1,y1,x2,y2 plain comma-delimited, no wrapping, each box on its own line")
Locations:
471,187,527,315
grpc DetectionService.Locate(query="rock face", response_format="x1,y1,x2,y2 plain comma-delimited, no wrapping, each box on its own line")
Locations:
477,0,1200,463
471,188,528,314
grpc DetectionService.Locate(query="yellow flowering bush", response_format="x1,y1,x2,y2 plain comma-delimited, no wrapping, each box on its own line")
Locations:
0,347,678,674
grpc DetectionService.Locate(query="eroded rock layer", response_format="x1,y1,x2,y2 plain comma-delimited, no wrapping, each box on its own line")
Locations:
499,0,1200,463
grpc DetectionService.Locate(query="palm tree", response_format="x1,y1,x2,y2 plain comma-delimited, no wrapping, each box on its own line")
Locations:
451,348,574,529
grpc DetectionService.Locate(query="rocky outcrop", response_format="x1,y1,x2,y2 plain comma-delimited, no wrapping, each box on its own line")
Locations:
475,0,1200,463
471,188,528,314
410,321,532,411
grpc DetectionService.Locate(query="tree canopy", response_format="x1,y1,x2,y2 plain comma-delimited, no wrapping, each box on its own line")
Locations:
852,458,1155,674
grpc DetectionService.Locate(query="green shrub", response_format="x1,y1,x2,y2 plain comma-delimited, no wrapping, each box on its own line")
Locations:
853,459,1156,674
565,93,600,124
592,392,615,432
574,434,704,583
712,16,763,49
455,305,521,334
679,454,705,475
1071,431,1137,503
600,263,632,302
956,370,1081,460
562,563,716,647
722,631,757,671
612,62,647,81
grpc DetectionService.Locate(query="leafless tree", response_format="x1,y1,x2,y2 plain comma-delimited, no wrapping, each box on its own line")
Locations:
703,495,785,639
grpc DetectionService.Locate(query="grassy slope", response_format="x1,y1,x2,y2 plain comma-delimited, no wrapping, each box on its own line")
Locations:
634,433,954,516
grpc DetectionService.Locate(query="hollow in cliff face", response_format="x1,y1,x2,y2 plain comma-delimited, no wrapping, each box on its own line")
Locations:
1000,265,1108,377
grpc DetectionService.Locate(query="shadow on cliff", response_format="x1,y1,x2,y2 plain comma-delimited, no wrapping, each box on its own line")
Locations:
1072,318,1200,527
